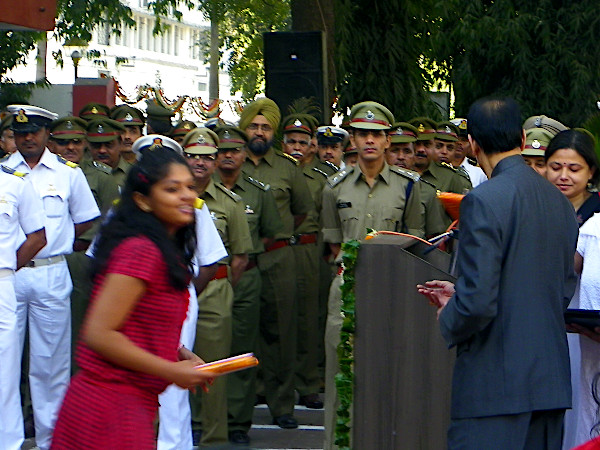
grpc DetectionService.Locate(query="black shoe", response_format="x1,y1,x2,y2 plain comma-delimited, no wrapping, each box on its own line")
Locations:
229,430,250,446
298,393,324,409
272,414,298,429
192,429,202,446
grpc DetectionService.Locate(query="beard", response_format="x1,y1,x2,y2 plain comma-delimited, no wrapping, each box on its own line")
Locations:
247,137,273,155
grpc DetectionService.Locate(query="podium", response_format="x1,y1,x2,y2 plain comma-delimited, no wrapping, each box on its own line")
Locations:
352,235,456,449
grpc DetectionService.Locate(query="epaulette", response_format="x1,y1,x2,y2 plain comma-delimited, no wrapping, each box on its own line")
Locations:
246,175,270,191
455,165,471,181
277,151,300,166
467,157,479,167
327,167,353,188
439,161,458,172
194,198,205,209
312,167,328,178
1,164,26,178
216,183,242,202
92,160,112,175
419,177,437,190
321,160,339,174
389,165,420,182
56,154,78,168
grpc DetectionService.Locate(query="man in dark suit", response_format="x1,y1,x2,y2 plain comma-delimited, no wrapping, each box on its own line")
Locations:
418,97,578,449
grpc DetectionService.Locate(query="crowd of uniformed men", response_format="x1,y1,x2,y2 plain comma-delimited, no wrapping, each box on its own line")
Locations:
1,95,498,449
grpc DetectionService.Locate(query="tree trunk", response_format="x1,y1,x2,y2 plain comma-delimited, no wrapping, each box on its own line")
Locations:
208,15,220,102
36,33,48,81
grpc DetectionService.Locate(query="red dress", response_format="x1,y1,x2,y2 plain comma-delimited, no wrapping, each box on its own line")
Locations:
51,237,189,449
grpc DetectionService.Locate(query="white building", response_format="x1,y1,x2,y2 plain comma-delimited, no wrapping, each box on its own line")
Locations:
6,0,240,121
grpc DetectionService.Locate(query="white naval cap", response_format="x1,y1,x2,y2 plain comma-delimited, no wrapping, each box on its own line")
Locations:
8,105,58,133
132,134,183,159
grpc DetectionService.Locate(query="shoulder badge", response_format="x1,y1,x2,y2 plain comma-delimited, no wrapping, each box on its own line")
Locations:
312,167,328,178
246,175,270,191
56,154,78,168
455,166,471,181
389,165,420,182
327,167,353,188
194,198,205,209
467,157,479,167
278,151,300,166
321,160,339,173
439,161,457,172
92,160,112,174
1,164,26,178
216,183,242,202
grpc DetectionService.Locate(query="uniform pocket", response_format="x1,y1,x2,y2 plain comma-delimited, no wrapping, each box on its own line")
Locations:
42,191,66,218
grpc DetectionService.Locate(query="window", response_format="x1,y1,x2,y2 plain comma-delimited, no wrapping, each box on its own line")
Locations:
98,23,110,45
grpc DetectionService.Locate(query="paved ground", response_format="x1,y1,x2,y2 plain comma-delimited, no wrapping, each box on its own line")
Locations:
22,400,325,450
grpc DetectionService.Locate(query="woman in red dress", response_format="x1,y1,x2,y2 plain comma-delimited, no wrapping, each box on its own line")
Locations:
51,148,211,449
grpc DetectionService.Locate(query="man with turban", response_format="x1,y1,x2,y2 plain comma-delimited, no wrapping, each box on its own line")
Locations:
240,98,316,429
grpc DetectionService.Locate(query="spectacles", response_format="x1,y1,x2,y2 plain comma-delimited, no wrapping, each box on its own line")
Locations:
246,123,273,132
185,153,216,161
52,138,83,146
284,138,310,147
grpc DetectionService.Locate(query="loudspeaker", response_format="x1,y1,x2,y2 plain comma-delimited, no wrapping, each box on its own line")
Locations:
263,31,327,123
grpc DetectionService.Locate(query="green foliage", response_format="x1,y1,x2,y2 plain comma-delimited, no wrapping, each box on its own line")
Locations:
433,0,600,125
335,239,360,449
0,79,50,110
334,0,443,120
218,0,291,99
0,31,43,81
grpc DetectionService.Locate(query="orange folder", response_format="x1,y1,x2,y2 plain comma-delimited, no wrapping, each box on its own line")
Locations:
195,353,259,376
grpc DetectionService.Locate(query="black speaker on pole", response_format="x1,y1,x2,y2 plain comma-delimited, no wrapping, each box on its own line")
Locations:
263,31,327,123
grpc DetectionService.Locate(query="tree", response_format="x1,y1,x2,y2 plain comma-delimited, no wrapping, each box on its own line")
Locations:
333,0,443,121
432,0,600,126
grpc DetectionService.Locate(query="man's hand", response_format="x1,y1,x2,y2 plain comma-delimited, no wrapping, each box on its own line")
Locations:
566,323,600,344
417,280,455,318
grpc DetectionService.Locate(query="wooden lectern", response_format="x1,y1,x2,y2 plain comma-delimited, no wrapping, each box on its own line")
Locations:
353,234,456,449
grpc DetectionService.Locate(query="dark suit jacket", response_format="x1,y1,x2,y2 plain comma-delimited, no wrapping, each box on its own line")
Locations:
440,154,579,419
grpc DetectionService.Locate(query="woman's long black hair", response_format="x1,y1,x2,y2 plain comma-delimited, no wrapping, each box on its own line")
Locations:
91,149,197,290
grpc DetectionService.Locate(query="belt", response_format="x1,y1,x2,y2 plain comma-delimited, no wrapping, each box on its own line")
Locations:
0,269,15,278
265,233,318,252
24,255,66,268
211,265,229,280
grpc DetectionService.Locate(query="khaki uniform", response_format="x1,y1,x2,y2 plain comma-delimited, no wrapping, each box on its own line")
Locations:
212,173,283,433
190,180,252,446
420,161,472,194
67,157,119,373
320,162,425,449
111,157,132,189
242,149,314,419
419,178,452,237
294,159,331,399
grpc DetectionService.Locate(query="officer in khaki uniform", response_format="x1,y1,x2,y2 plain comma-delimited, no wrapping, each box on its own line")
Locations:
522,127,554,177
183,127,252,447
146,99,175,135
409,117,472,193
110,104,145,164
387,122,450,238
321,101,425,449
213,125,283,445
86,118,132,189
281,114,333,410
170,119,197,144
47,117,120,371
78,102,111,121
240,98,315,429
